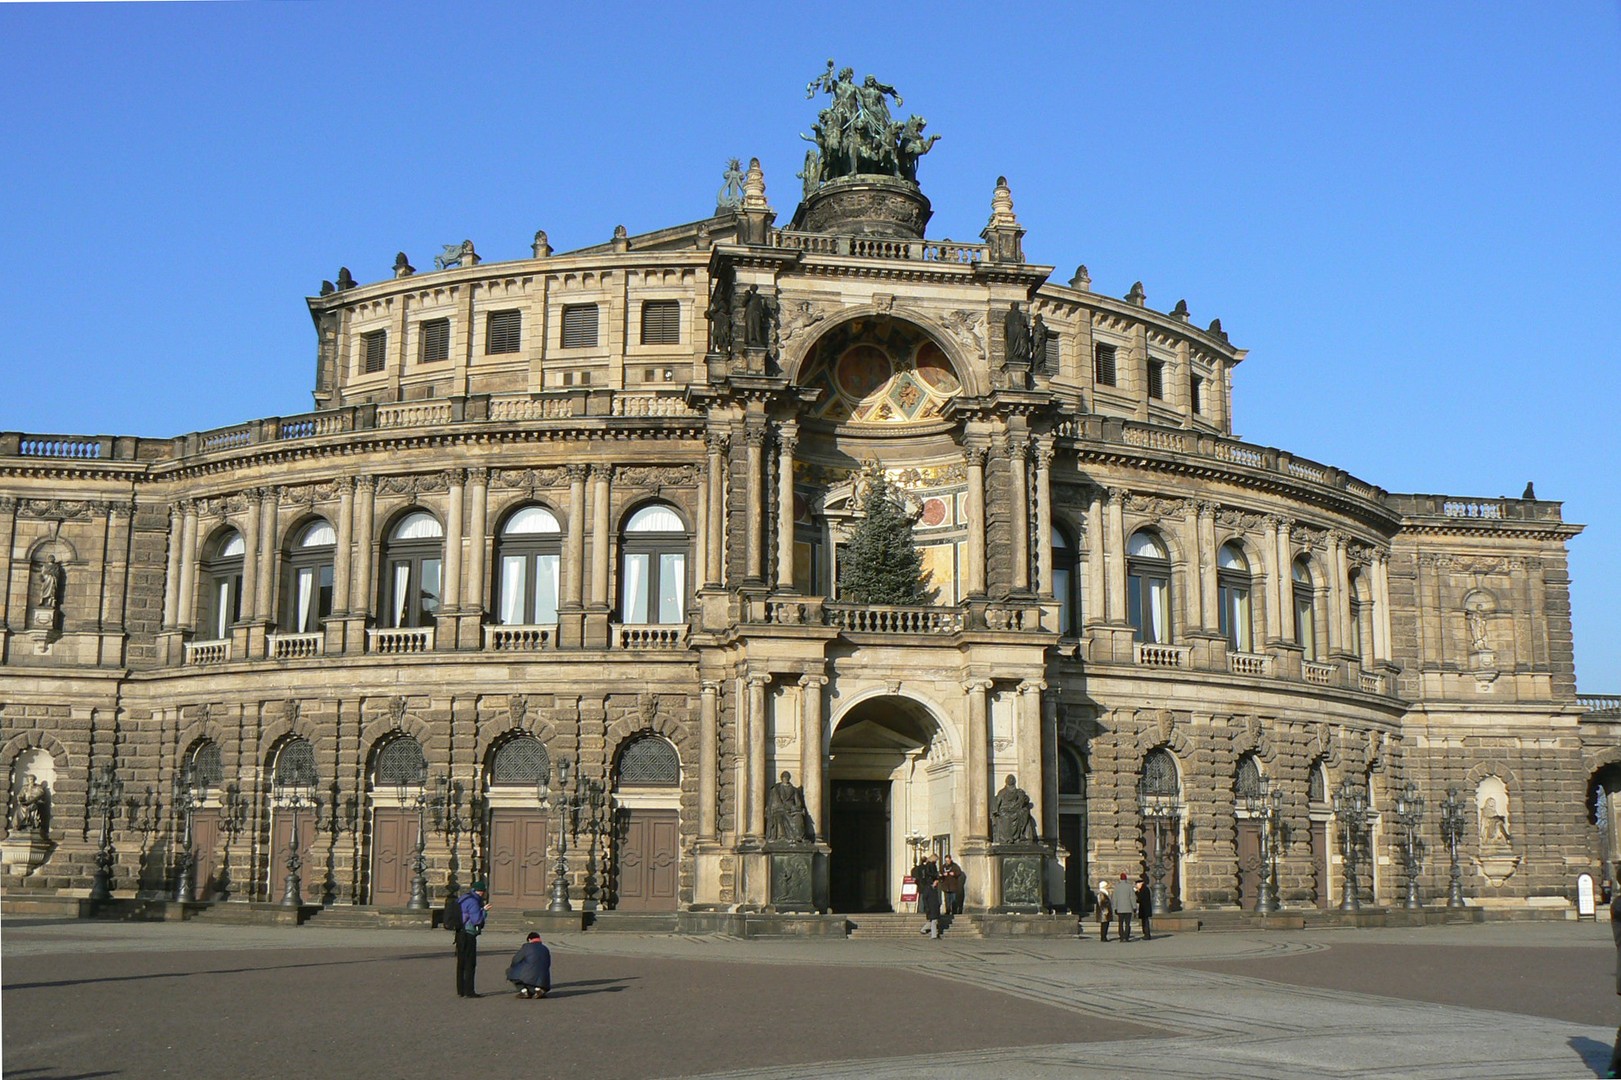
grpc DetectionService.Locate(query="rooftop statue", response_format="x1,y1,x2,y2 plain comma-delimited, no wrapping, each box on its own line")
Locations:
801,60,938,187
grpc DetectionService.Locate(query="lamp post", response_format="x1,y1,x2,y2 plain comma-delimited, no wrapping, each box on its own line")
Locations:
1439,785,1467,908
431,773,474,899
171,766,211,903
1394,781,1425,910
396,767,430,910
317,781,359,906
1137,786,1177,916
548,756,574,912
276,766,316,908
1244,781,1283,914
215,781,249,902
579,776,608,908
86,764,124,902
1333,778,1368,912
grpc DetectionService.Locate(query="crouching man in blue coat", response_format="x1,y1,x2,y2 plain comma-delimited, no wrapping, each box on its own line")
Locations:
506,931,552,999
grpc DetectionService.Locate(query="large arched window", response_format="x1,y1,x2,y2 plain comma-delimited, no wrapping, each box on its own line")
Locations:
274,736,318,789
282,519,336,633
1126,530,1171,644
185,739,224,791
381,511,443,628
200,530,245,640
495,506,562,626
1217,542,1253,652
1349,568,1372,663
1052,524,1081,636
620,503,689,625
490,734,551,788
1293,557,1318,660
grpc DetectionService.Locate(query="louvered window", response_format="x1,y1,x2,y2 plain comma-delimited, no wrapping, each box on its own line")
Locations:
419,318,450,364
561,304,599,349
486,309,521,355
1042,332,1061,374
1190,374,1204,415
1094,342,1117,386
1148,359,1166,401
640,300,681,345
362,330,387,374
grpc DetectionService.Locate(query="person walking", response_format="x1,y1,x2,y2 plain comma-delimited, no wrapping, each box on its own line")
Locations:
505,931,552,999
1110,872,1135,942
1095,879,1113,942
939,855,965,918
455,880,488,998
1136,873,1154,941
913,852,942,938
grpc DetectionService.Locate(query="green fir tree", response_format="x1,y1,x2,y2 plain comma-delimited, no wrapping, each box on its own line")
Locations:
838,472,933,605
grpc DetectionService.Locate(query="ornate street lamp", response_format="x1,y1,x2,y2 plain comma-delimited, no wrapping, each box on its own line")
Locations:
1439,785,1467,908
1136,785,1177,916
395,765,430,910
86,764,124,902
215,781,249,902
276,764,317,908
1333,778,1368,912
1244,781,1284,913
1394,781,1426,910
171,766,211,903
548,756,574,912
316,780,360,906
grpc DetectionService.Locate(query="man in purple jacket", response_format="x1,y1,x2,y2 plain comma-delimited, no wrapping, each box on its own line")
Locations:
455,881,488,998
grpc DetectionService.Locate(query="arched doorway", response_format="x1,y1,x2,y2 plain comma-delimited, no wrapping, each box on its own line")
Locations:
1590,764,1621,894
827,696,949,913
611,734,681,912
368,734,427,908
485,734,551,911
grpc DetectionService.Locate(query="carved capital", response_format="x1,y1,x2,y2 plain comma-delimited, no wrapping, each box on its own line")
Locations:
963,446,989,469
588,464,612,483
354,475,377,493
705,433,731,456
565,464,589,484
467,467,489,485
445,467,467,487
744,428,768,449
1018,679,1047,695
1107,486,1132,504
701,681,722,697
797,675,828,691
962,678,994,695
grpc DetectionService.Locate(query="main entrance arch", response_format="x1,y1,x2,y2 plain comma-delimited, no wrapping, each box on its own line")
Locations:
827,695,952,913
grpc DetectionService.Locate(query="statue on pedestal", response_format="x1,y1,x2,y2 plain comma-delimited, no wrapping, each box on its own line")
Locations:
11,774,48,838
765,771,811,844
992,775,1037,845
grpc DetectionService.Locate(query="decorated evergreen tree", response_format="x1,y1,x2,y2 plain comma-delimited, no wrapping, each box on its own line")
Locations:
838,471,933,605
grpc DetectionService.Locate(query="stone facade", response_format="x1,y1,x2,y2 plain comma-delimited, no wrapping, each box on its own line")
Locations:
0,147,1613,917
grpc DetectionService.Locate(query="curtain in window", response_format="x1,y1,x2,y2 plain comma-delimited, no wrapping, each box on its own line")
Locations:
420,559,442,619
624,553,649,623
658,553,685,623
536,553,560,624
500,556,526,625
1147,576,1168,643
295,568,314,633
392,563,410,627
214,580,231,639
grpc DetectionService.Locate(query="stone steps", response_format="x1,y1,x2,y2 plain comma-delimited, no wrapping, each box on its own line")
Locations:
845,912,982,939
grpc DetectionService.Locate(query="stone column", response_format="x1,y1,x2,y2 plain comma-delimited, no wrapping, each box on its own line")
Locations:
442,470,465,614
704,435,728,587
1106,488,1128,623
565,465,587,606
1330,532,1352,654
964,447,987,596
239,489,262,622
1373,552,1392,661
1033,439,1053,600
1181,500,1204,631
799,674,827,838
744,428,765,583
352,476,376,618
333,478,354,614
746,673,770,841
256,490,277,617
1198,502,1219,630
699,681,720,841
176,500,200,627
1017,679,1046,836
1084,489,1106,627
1261,515,1282,641
776,427,797,590
464,468,489,622
1041,689,1061,839
1275,520,1296,642
162,503,184,627
965,679,993,842
590,465,611,609
1008,439,1030,592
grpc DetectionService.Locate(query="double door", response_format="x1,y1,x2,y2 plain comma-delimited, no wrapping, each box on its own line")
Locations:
487,808,552,910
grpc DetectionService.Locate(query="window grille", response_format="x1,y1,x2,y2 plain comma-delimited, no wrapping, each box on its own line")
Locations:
1094,342,1117,386
374,737,427,787
486,309,521,355
1309,763,1327,804
1235,755,1262,799
617,736,680,786
275,738,318,787
362,330,387,374
561,304,599,349
1140,748,1178,797
1190,374,1204,415
1147,359,1166,401
491,736,550,785
640,300,681,345
188,741,224,788
420,318,450,364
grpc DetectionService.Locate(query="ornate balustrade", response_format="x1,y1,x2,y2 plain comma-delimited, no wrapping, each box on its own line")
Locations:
612,623,689,649
267,632,323,660
1581,695,1621,717
1358,671,1387,695
825,604,964,635
484,624,556,651
771,230,988,264
489,394,579,421
377,401,455,428
1228,651,1274,677
611,393,699,418
1134,642,1189,668
183,640,232,665
1303,661,1335,686
368,627,433,654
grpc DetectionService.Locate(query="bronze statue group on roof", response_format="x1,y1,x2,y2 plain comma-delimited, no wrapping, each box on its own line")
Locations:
798,61,940,196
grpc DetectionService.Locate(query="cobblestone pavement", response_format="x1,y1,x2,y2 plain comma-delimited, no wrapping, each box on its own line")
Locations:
3,917,1616,1079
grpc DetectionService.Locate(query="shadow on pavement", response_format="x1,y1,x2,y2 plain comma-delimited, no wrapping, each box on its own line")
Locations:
4,1069,120,1079
544,977,635,999
1569,1035,1614,1078
4,951,445,991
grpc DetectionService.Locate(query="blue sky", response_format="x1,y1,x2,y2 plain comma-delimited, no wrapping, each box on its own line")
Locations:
4,1,1618,689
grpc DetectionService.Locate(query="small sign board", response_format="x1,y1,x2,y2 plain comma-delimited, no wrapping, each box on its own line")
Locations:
900,875,917,903
1577,872,1597,919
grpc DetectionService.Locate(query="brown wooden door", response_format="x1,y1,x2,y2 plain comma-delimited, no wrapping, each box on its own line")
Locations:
1235,819,1262,909
1311,820,1330,908
190,808,222,901
487,808,551,910
615,809,678,912
371,808,418,907
269,811,318,903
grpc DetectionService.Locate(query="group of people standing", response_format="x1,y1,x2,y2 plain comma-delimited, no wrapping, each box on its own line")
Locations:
1094,872,1155,942
447,880,553,1000
911,852,965,938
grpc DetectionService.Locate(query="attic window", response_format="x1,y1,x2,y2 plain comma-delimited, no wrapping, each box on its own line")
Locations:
640,300,681,345
561,304,599,349
486,309,521,355
419,318,450,364
1094,342,1117,387
362,330,387,374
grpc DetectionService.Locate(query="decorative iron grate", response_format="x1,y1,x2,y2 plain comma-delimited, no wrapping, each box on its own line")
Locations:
1140,748,1178,797
374,737,426,786
491,736,550,785
188,741,224,788
275,738,318,787
617,736,679,786
1235,755,1262,799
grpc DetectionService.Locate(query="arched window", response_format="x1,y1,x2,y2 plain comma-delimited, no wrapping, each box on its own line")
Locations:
373,736,427,789
1349,568,1372,663
282,519,336,633
1140,747,1179,798
495,506,562,626
1293,558,1318,660
620,503,689,625
1217,543,1253,653
200,530,246,640
381,511,443,629
1309,760,1329,805
185,739,224,791
274,737,318,790
1058,744,1087,797
490,735,551,787
1235,753,1263,799
1052,524,1081,636
1126,530,1171,644
615,735,681,787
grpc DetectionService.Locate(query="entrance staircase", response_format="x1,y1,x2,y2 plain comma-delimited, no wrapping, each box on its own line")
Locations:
844,912,983,940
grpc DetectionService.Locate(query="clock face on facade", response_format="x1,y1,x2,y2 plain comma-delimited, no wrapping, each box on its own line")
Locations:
800,318,962,426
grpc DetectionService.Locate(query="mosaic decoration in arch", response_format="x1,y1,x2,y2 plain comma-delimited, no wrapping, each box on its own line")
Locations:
799,318,962,425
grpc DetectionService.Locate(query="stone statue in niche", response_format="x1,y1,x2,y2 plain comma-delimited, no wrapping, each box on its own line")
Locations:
742,285,776,350
1003,303,1032,367
765,771,811,844
36,556,63,610
1480,796,1512,847
992,775,1038,845
1466,607,1490,653
11,774,48,838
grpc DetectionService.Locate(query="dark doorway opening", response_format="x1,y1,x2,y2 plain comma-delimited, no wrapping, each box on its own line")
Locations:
829,780,890,912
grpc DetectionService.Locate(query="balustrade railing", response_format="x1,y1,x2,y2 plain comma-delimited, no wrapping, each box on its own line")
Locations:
197,425,253,452
770,230,988,264
184,640,232,665
1358,671,1387,695
1303,661,1335,686
825,604,964,635
613,623,689,649
377,401,454,428
611,393,698,418
484,624,556,651
1228,651,1274,677
368,627,433,654
267,632,324,660
1580,695,1621,715
489,395,579,421
1134,642,1189,668
18,436,103,458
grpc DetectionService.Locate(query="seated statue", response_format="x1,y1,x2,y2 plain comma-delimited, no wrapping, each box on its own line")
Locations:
992,775,1037,845
765,772,810,844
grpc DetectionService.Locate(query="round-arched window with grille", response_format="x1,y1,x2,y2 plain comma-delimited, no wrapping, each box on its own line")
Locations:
374,736,426,787
1140,748,1178,797
1235,754,1263,799
491,736,550,786
1309,761,1328,804
187,740,224,789
274,738,318,788
616,736,680,787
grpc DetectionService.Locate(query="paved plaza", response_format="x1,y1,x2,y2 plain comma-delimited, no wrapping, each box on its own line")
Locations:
3,916,1617,1079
